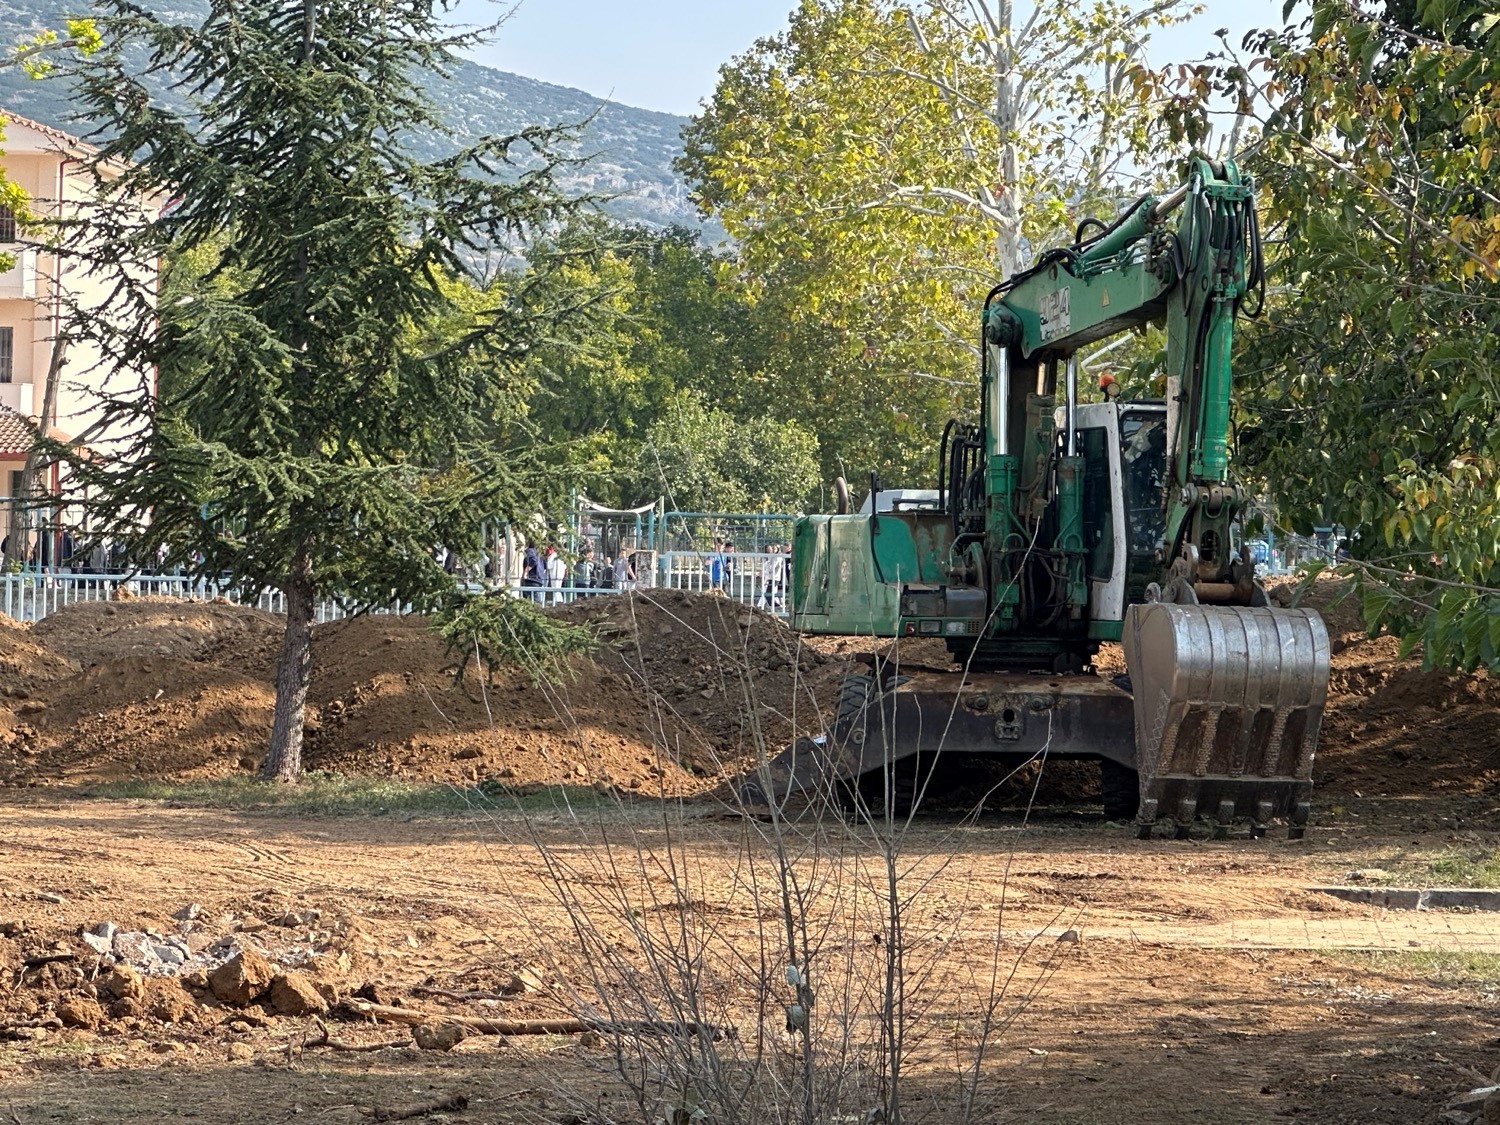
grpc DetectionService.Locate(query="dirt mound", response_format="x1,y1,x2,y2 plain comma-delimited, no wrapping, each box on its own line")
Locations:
301,592,841,790
5,591,828,792
0,614,77,693
553,589,839,761
35,659,275,782
1258,576,1500,806
0,591,846,792
31,598,282,673
0,577,1490,815
300,612,709,792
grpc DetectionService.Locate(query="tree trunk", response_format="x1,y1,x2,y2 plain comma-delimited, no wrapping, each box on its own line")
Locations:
993,2,1022,278
4,334,67,570
263,543,314,782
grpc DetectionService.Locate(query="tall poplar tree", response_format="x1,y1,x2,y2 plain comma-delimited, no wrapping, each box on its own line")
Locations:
56,0,584,780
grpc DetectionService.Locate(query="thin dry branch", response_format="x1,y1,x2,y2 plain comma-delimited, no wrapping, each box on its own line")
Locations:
344,1000,732,1040
306,1018,411,1053
358,1094,468,1122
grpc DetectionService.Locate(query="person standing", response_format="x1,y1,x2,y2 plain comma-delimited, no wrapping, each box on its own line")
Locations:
705,539,723,594
545,543,568,604
760,543,779,609
613,550,635,592
575,546,596,593
775,542,790,610
521,542,544,602
720,541,735,596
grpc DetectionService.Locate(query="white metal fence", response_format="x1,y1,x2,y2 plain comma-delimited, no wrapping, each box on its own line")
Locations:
0,562,789,624
659,550,787,611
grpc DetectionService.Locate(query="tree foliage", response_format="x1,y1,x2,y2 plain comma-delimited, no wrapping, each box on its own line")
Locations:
517,222,818,510
1162,0,1500,669
637,391,821,514
56,0,586,778
679,0,1194,487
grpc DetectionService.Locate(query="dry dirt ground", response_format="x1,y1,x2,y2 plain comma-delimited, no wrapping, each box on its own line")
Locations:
0,581,1494,1123
0,802,1497,1125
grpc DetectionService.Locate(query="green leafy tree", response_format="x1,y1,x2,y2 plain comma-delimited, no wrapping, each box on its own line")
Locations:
520,221,797,508
1160,0,1500,669
56,0,585,780
634,392,821,514
679,0,1194,488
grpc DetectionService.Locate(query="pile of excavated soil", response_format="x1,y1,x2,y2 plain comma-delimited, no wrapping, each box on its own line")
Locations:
0,580,1492,813
1,601,284,784
0,592,843,794
1266,577,1500,809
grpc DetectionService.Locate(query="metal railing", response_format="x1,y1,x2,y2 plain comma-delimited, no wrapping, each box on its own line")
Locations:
0,565,791,624
659,551,788,612
0,572,406,625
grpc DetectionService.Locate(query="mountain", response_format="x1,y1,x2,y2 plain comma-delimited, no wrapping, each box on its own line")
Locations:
0,2,714,237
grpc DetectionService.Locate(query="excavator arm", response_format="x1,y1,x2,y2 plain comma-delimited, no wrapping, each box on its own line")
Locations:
983,156,1264,606
981,157,1327,836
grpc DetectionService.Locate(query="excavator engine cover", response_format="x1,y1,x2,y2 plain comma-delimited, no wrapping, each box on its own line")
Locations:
1123,601,1329,835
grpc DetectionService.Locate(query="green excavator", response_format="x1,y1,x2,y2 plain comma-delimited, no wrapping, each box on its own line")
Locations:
750,157,1330,838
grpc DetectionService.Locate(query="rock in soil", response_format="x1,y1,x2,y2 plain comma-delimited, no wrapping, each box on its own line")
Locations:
208,948,275,1007
144,978,197,1023
268,971,327,1017
108,997,144,1020
1485,1090,1500,1125
56,994,104,1029
412,1022,466,1052
97,964,144,1002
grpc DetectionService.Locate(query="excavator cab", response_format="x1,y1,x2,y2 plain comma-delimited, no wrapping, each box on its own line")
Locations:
1073,402,1169,625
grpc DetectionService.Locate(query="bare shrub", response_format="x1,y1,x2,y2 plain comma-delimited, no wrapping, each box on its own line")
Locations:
469,591,1078,1124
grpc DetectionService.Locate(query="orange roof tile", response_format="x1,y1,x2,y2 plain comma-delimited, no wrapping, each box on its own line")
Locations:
0,405,73,458
0,109,96,158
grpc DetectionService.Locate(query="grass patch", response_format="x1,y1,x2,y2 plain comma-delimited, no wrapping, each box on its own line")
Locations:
1427,850,1500,888
75,773,617,816
1326,949,1500,985
1319,848,1500,888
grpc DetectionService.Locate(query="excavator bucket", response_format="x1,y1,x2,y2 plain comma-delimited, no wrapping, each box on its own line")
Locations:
1123,602,1330,838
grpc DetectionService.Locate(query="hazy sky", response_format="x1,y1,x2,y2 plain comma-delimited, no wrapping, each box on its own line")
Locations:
452,0,1287,117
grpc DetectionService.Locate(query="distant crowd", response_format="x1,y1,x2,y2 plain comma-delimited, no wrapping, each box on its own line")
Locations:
519,541,644,602
705,539,788,611
512,537,791,611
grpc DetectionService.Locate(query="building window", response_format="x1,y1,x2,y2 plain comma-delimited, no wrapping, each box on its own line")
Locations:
0,327,12,383
0,206,14,244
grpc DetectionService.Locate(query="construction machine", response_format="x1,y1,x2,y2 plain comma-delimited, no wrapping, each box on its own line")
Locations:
751,157,1330,838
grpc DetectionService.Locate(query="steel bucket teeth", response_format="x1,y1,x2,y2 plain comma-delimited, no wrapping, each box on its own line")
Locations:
1123,602,1330,832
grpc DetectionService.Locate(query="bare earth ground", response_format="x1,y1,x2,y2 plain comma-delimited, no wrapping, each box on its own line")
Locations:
0,800,1497,1124
0,580,1494,1122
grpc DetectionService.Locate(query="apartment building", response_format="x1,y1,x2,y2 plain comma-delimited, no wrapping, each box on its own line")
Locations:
0,109,156,562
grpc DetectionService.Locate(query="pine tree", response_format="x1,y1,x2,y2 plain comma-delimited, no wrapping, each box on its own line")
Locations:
55,0,585,780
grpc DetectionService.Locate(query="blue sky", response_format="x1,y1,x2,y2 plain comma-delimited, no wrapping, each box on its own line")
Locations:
452,0,1287,117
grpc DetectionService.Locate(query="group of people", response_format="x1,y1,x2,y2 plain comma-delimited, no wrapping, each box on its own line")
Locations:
706,539,789,611
519,542,638,603
513,536,793,610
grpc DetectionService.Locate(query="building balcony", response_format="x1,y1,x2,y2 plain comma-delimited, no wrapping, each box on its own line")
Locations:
0,247,38,300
